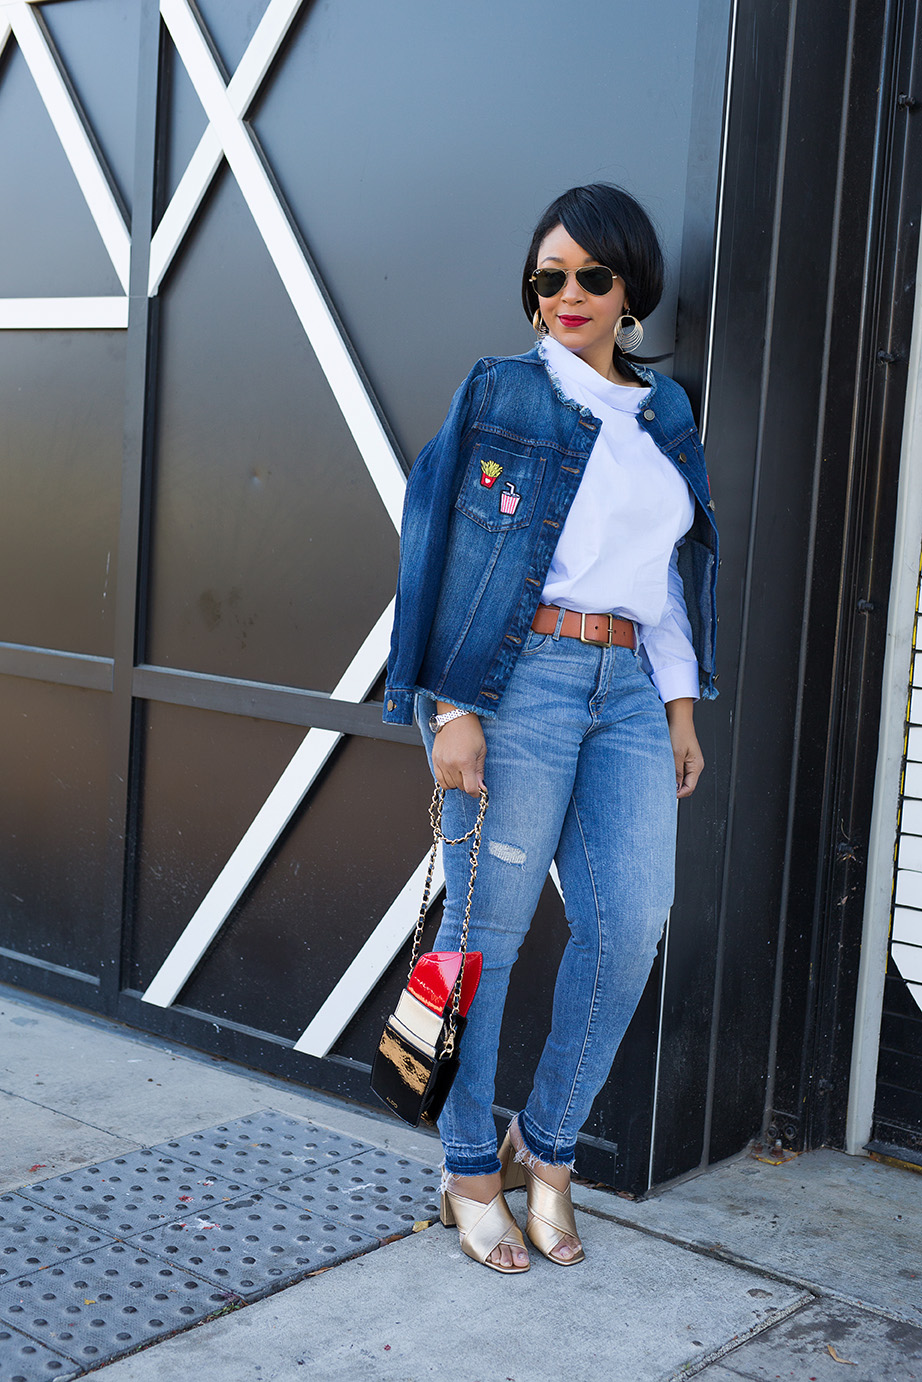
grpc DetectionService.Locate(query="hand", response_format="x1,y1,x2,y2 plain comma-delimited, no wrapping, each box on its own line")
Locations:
431,702,486,797
665,697,704,799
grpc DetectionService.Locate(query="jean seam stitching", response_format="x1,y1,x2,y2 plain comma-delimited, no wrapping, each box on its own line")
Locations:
551,795,605,1157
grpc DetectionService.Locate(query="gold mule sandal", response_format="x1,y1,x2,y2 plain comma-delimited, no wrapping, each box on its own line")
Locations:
499,1132,586,1266
440,1184,529,1274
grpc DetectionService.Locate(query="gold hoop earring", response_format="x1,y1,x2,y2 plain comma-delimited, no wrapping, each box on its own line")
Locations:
614,314,643,352
533,309,548,336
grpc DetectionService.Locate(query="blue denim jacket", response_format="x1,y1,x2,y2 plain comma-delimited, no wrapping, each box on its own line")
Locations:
383,346,718,726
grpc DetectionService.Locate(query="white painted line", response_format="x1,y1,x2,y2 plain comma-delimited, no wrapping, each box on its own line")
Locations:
159,0,406,531
0,297,129,329
10,2,130,292
294,851,445,1057
699,0,740,445
141,603,395,1008
896,869,922,911
149,0,303,295
908,725,922,764
891,942,922,995
892,905,922,947
846,217,922,1153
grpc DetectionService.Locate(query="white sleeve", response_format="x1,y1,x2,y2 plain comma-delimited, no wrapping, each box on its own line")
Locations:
637,543,699,704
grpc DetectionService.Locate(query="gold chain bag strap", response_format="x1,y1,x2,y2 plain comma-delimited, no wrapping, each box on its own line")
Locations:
370,785,487,1127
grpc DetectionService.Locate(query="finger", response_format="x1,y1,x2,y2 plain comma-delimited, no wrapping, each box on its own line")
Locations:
677,757,704,799
433,758,460,793
461,764,484,797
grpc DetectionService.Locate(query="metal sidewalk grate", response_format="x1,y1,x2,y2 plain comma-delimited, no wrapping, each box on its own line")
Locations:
0,1322,76,1382
127,1191,379,1299
0,1241,231,1371
16,1155,249,1237
0,1198,117,1289
0,1110,439,1381
271,1148,442,1239
149,1113,375,1188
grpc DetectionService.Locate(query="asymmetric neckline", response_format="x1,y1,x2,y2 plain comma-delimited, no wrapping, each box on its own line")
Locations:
540,335,650,414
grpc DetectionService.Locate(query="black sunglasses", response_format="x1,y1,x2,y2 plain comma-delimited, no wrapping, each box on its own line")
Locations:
530,265,618,298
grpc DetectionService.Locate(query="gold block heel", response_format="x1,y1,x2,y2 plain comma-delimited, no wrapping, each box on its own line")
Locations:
440,1184,529,1274
498,1133,527,1190
499,1127,585,1266
439,1190,456,1227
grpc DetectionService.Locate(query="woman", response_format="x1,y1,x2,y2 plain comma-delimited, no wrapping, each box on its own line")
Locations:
383,183,718,1274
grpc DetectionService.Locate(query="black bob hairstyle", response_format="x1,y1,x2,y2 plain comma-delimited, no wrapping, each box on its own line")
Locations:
521,183,665,340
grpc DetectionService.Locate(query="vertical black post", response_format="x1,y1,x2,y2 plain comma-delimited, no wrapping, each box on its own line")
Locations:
99,0,161,1013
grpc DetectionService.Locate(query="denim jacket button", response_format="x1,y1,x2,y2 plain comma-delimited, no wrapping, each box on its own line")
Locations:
643,408,656,421
387,699,396,711
707,499,716,511
677,452,687,463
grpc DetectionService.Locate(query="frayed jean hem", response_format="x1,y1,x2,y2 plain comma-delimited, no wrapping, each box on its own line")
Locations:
519,1109,577,1171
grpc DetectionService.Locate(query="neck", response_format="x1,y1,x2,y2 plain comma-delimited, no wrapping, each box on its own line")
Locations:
572,342,641,386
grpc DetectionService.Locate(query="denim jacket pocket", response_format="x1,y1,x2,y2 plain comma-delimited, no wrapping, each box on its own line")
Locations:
454,443,546,532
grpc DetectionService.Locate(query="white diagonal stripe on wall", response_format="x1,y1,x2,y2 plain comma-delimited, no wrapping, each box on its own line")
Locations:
295,832,566,1057
294,853,445,1057
9,1,130,292
142,0,415,1016
0,297,129,329
148,0,303,295
159,0,406,532
141,602,396,1008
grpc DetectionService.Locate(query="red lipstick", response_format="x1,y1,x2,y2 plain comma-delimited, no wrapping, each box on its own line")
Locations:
558,315,590,327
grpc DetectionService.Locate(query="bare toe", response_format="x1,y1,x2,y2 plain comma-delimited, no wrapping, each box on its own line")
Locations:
487,1242,529,1270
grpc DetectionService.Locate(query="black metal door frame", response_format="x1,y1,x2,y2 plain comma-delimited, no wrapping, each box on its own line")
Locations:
761,0,922,1153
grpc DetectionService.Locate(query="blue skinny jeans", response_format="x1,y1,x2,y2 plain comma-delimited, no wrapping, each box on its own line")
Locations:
418,626,677,1176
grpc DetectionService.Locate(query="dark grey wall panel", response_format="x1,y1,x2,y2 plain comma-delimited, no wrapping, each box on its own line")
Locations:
129,700,308,992
193,0,271,77
145,166,398,690
157,26,208,217
0,45,122,296
252,0,703,462
174,731,437,1038
0,677,109,974
130,701,436,1033
0,331,124,657
40,0,139,217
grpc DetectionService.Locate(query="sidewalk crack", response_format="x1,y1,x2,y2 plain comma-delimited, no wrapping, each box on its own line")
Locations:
663,1293,815,1380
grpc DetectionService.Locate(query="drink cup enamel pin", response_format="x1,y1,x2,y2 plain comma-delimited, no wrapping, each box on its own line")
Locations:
480,458,503,488
499,481,521,515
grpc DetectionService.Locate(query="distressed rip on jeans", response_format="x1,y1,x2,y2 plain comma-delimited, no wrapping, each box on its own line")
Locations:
487,839,527,866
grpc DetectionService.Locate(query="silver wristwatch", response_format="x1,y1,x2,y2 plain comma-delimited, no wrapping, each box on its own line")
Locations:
428,707,471,734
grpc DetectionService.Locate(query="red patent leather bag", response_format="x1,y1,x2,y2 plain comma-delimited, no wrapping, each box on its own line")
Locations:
370,786,487,1127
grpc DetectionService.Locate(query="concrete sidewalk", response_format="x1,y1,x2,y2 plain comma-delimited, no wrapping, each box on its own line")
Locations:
1,983,921,1382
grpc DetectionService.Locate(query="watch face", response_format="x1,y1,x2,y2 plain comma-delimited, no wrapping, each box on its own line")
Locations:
428,713,440,733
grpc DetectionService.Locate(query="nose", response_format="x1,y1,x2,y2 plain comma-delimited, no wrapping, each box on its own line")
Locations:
560,270,584,303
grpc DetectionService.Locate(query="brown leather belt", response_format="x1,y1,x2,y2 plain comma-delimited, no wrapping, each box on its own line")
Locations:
531,604,636,649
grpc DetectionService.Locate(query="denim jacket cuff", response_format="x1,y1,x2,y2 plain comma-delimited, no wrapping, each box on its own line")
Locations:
382,688,416,725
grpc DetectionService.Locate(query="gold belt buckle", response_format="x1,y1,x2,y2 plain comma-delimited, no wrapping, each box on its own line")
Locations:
579,612,614,646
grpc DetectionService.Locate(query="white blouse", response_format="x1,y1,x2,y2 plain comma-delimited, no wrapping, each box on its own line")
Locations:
539,336,700,703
